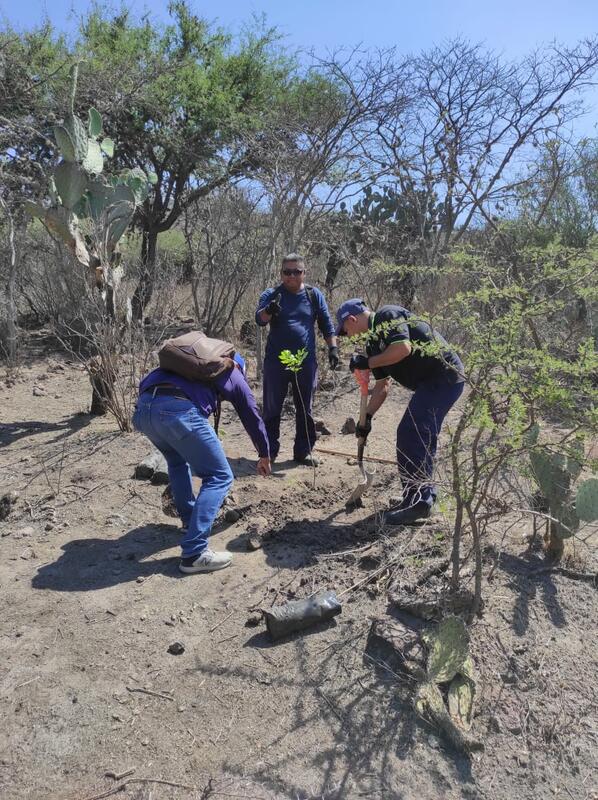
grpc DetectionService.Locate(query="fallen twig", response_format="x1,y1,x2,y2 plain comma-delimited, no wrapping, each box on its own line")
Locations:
83,778,198,800
126,686,174,701
105,769,135,781
209,610,234,633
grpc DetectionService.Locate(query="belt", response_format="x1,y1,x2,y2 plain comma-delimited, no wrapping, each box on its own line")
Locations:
148,385,190,400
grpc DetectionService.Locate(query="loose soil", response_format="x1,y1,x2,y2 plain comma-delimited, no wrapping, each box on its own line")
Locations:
1,334,596,800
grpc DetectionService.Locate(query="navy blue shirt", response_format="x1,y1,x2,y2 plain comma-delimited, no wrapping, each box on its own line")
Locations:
256,285,335,364
368,305,465,391
138,367,270,458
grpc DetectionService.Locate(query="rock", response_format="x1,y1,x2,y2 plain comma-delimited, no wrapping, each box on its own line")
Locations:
106,514,127,527
314,419,332,435
341,417,356,434
20,547,35,560
246,534,262,551
44,523,54,532
19,526,35,537
224,508,241,523
0,491,19,521
71,467,95,484
319,379,334,391
245,612,262,628
135,451,167,481
150,467,169,486
32,386,45,397
161,485,178,518
167,641,185,655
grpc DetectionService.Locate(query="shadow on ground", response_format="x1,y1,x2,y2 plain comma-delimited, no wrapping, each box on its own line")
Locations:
31,523,184,591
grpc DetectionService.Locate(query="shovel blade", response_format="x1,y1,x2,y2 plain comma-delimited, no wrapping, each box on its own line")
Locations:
347,464,375,505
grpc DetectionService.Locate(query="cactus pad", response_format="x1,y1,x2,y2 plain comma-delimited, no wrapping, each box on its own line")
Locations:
576,478,598,522
423,616,469,683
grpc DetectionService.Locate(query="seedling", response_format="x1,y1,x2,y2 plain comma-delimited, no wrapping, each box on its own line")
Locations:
278,348,316,485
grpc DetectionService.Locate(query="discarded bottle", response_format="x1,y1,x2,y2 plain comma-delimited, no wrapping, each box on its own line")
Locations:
265,590,342,640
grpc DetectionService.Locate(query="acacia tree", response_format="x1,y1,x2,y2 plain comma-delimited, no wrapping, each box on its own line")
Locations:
325,37,598,287
76,3,297,321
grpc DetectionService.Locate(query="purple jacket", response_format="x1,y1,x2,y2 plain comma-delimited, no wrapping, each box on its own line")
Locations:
138,367,269,458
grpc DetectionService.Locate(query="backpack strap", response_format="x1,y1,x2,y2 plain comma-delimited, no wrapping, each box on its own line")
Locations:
272,283,319,321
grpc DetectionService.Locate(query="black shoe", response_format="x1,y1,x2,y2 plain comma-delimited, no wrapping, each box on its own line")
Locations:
384,502,431,526
293,453,320,467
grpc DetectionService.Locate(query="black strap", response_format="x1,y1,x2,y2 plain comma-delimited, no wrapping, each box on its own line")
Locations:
273,283,319,321
213,396,222,435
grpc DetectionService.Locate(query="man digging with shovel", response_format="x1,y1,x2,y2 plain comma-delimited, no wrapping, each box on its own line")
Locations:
335,299,465,525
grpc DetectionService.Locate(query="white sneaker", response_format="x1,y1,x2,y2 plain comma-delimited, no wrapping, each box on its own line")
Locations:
179,548,232,574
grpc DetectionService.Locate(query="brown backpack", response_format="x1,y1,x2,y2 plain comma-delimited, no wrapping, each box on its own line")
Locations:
158,331,235,383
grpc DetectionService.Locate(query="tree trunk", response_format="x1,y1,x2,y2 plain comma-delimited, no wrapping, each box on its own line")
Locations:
1,198,18,367
131,228,158,322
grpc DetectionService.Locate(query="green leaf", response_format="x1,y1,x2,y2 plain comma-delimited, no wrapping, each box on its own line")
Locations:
147,171,158,185
88,107,102,138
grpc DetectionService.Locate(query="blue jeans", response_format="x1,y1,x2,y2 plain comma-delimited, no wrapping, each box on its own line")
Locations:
396,380,464,509
263,358,318,460
132,392,233,558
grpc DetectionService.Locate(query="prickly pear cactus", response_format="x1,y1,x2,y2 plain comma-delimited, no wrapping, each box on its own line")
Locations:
415,616,481,751
529,435,596,554
576,478,598,522
25,62,155,318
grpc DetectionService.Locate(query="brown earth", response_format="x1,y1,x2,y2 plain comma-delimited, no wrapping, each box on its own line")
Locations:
0,334,596,800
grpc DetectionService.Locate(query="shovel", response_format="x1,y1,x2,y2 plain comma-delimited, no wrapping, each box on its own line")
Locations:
346,368,376,506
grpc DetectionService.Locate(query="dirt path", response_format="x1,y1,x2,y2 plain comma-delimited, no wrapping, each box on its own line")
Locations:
1,349,596,800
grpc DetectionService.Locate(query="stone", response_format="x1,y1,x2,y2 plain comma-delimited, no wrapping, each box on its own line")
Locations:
224,508,241,523
167,641,185,655
0,491,19,521
245,613,262,628
135,451,167,481
341,417,356,434
32,386,45,397
314,419,332,435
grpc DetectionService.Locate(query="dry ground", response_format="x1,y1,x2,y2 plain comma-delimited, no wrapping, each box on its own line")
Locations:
0,333,596,800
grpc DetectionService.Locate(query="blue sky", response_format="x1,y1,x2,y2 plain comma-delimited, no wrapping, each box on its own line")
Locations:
2,0,597,131
2,0,597,56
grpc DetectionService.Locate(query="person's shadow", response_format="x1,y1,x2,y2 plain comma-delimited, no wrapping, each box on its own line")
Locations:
32,524,184,592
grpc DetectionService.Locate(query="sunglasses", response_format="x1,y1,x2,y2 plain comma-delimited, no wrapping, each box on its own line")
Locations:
282,268,304,276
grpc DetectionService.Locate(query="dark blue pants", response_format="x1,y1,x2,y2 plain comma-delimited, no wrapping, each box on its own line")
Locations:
263,358,318,460
396,380,464,509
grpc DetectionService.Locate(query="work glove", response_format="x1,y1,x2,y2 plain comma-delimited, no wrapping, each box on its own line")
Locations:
328,345,340,370
349,353,369,373
355,413,372,440
265,295,281,318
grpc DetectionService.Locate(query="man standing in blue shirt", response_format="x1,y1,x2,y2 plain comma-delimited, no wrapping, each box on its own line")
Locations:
256,254,339,466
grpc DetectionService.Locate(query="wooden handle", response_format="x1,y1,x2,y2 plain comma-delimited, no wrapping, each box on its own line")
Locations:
315,446,396,466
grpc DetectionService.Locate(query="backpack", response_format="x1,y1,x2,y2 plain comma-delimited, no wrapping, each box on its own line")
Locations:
158,331,235,383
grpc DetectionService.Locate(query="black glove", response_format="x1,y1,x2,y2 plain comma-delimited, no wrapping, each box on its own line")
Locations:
355,413,372,440
328,346,340,370
265,295,281,318
349,353,369,373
